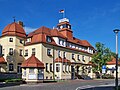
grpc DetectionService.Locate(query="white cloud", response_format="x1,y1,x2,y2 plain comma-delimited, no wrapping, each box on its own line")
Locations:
24,27,37,34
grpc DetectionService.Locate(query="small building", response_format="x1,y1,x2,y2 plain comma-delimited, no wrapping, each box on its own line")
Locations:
21,55,44,83
0,56,6,72
106,57,120,78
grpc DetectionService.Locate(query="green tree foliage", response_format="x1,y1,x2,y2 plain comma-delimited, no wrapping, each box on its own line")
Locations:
91,42,112,73
111,52,116,58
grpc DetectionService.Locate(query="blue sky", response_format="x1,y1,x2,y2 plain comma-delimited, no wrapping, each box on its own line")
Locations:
0,0,120,53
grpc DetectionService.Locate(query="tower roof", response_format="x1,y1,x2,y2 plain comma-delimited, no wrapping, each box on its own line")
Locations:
51,28,66,39
2,22,26,38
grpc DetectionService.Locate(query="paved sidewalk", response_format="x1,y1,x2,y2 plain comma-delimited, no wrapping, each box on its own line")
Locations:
0,79,118,90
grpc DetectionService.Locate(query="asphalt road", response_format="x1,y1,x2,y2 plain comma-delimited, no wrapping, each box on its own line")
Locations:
0,79,117,90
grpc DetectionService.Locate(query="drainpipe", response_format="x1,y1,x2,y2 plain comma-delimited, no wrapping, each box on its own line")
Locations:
53,47,55,81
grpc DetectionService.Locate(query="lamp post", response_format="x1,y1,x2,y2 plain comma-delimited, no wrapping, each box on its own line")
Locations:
113,29,120,90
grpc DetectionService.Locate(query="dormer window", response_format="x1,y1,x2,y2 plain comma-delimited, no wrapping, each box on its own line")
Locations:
59,39,64,46
20,39,23,44
46,36,52,43
9,38,13,42
27,38,31,42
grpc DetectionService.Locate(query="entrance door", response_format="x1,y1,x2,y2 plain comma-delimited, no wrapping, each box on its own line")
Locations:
71,65,75,80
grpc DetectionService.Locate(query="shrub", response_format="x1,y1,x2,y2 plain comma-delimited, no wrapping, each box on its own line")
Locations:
102,74,114,79
5,79,22,83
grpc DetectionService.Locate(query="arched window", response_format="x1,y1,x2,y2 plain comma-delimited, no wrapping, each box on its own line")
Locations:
9,63,14,71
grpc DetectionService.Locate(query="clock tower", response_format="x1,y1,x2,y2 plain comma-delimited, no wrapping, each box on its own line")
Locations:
57,18,73,39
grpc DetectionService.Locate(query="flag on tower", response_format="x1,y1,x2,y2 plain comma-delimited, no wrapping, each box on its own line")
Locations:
59,10,64,13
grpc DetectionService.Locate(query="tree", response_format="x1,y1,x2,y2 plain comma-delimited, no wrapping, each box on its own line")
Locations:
91,42,112,74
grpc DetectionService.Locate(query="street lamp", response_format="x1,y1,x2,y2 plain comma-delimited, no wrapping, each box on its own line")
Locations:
113,29,120,90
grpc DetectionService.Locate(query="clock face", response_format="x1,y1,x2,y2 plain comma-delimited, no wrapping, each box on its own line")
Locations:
60,25,63,29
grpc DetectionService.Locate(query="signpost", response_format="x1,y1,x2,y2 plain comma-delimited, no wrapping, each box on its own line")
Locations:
102,65,106,74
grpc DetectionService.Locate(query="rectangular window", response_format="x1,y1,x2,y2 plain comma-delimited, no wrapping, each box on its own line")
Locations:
32,48,35,55
65,65,67,72
29,68,34,74
63,52,66,58
56,64,60,72
25,49,28,56
72,53,75,59
58,50,60,57
46,63,48,72
0,45,2,56
50,63,53,72
20,39,23,44
20,49,22,56
69,65,71,72
47,49,51,56
9,38,13,42
62,64,65,72
9,63,14,71
46,36,51,42
82,56,85,62
2,49,5,56
9,48,13,55
23,68,26,77
77,55,80,60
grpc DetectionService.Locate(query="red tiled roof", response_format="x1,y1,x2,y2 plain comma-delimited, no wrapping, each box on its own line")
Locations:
25,25,94,53
26,26,57,45
51,29,66,39
28,26,51,37
107,57,120,65
67,38,93,48
2,22,26,38
21,55,44,68
55,57,71,63
0,57,6,64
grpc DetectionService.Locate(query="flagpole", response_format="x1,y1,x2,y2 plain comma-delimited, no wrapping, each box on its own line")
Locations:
59,9,65,19
63,9,65,18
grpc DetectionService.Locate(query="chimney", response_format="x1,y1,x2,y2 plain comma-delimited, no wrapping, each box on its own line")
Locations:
18,21,24,27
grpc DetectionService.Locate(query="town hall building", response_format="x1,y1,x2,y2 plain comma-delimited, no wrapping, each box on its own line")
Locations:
0,18,95,82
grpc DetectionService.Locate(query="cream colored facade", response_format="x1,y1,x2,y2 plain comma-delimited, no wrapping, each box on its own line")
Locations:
23,43,93,80
106,65,120,78
0,18,95,81
0,36,25,73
